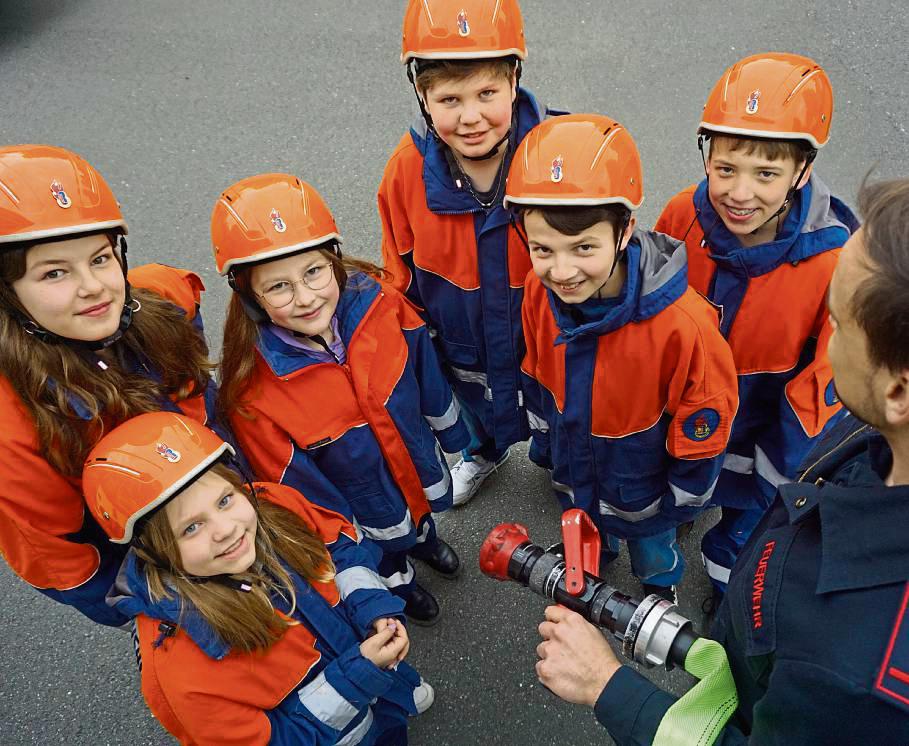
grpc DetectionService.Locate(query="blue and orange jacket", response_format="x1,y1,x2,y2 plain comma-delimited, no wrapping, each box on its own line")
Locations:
230,273,469,552
378,89,547,451
0,265,216,627
521,231,739,538
655,176,858,498
111,482,421,746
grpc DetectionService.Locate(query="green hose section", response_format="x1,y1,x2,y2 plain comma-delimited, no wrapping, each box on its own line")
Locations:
652,637,739,746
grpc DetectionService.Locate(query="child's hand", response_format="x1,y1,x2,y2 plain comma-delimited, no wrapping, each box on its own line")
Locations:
361,619,409,668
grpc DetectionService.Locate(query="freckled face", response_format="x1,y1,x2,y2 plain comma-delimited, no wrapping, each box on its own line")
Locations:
165,471,258,577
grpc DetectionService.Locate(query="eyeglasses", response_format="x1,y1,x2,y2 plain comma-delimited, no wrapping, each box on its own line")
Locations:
256,263,334,308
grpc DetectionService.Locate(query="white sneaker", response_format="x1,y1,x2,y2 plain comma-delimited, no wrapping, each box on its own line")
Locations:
413,679,435,714
451,449,510,507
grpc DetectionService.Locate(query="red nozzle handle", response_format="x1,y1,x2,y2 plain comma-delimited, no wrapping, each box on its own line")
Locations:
561,509,601,596
479,523,531,581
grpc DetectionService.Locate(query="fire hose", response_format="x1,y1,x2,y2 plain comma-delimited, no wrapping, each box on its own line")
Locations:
479,511,738,745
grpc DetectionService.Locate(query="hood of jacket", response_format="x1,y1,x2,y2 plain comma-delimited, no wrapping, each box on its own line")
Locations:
548,229,688,342
692,174,859,278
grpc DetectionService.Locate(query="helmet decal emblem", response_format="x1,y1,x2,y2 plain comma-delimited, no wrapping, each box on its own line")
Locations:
746,90,761,115
50,180,72,209
155,443,182,463
550,155,564,184
270,208,287,233
457,9,470,36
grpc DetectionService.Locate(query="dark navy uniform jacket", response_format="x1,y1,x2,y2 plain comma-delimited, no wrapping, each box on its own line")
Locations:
595,414,909,744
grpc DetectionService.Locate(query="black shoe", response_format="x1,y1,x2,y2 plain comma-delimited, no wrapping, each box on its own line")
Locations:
642,583,677,605
411,539,461,579
404,584,441,627
701,588,725,627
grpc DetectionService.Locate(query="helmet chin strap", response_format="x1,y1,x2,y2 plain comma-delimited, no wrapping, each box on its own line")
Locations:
697,134,817,241
746,148,816,237
592,212,632,298
15,234,136,358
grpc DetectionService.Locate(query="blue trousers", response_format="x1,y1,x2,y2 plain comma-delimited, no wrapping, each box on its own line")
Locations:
600,527,684,587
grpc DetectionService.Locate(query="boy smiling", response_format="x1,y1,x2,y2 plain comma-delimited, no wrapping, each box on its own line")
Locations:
509,114,738,601
379,0,550,506
655,53,859,606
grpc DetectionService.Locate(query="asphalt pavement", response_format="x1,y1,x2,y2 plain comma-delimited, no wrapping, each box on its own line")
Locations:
0,1,907,744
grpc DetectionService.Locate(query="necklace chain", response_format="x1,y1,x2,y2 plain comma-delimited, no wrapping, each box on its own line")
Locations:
451,151,508,210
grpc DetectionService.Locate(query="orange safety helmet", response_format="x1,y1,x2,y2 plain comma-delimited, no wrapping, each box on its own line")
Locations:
83,412,235,544
0,144,127,246
401,0,527,63
699,52,833,149
504,114,644,211
211,173,341,276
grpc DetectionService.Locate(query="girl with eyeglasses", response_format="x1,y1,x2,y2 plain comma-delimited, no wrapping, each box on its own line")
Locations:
214,173,469,626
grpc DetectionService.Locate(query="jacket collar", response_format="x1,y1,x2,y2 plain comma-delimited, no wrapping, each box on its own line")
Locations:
692,174,855,278
256,273,381,378
412,87,545,215
548,230,688,342
109,551,235,659
778,424,909,594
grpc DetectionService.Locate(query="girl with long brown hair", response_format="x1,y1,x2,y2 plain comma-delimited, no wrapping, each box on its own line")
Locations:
0,145,218,626
214,173,469,626
84,412,431,745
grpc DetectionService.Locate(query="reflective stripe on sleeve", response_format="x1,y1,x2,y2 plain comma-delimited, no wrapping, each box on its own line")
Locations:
334,567,387,601
722,453,755,475
337,709,373,746
754,446,790,489
599,497,662,522
359,512,415,542
527,410,549,433
296,672,360,730
449,367,493,401
701,553,732,585
424,398,460,431
669,476,718,507
423,443,451,503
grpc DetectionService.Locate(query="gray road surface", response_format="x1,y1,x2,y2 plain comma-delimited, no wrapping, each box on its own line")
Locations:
1,1,907,744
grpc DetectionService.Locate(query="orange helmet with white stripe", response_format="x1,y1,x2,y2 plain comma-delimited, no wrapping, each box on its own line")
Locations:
83,412,234,544
401,0,527,63
211,173,341,276
699,52,833,149
0,144,127,246
504,114,643,211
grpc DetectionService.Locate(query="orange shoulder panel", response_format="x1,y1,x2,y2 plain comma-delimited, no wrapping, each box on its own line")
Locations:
138,613,321,746
727,251,838,373
128,264,205,318
520,274,566,411
0,377,100,590
507,227,533,289
257,482,358,547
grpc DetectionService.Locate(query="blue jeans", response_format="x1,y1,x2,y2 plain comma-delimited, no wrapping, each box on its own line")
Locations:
458,396,508,462
601,528,684,587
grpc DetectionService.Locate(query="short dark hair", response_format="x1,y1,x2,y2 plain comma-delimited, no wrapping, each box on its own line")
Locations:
851,177,909,372
708,133,814,167
521,205,629,238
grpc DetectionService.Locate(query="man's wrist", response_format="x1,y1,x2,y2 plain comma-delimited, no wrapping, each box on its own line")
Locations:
586,660,623,707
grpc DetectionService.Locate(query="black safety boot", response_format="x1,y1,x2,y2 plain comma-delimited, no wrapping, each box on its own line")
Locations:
642,583,678,605
411,539,461,579
404,583,441,627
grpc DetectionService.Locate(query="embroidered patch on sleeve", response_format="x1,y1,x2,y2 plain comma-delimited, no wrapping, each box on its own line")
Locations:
683,408,721,442
669,391,732,459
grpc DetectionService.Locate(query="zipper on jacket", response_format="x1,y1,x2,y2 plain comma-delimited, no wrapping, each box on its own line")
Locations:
797,423,871,484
